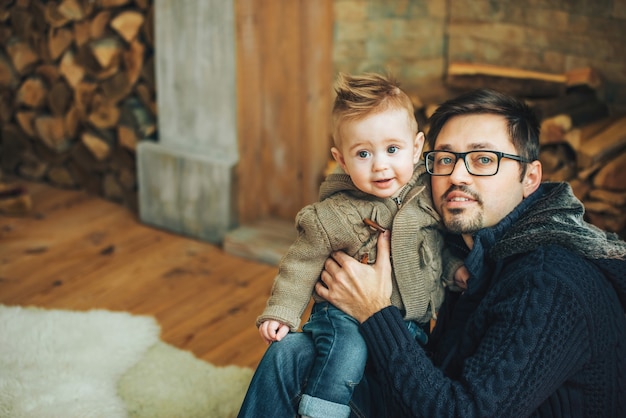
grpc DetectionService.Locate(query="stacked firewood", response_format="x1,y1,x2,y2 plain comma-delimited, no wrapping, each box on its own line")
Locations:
532,90,626,239
0,0,155,211
420,63,626,239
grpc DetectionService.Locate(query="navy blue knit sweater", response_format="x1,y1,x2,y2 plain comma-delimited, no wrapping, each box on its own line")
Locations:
360,182,626,417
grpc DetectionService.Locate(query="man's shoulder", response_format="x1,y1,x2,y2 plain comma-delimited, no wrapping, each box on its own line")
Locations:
502,245,625,310
503,244,603,284
495,245,621,320
513,242,593,264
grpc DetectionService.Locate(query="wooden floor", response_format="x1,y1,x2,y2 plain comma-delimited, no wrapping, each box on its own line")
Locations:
0,179,285,369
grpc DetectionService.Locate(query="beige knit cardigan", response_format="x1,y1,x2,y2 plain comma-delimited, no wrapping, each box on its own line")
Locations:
257,163,448,331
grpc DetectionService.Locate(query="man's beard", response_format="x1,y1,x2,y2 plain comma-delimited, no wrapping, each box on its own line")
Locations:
440,185,483,234
443,207,483,234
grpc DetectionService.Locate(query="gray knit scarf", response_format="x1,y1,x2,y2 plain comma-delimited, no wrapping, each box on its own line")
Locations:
492,182,626,261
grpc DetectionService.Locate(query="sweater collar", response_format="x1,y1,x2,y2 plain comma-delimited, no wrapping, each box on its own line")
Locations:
460,185,546,295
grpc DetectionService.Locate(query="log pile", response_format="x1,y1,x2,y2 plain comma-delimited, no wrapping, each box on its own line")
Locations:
0,0,156,212
533,92,626,238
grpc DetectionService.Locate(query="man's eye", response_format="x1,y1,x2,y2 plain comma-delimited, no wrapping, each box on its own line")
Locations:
358,150,370,158
387,146,398,154
439,157,454,165
475,154,496,165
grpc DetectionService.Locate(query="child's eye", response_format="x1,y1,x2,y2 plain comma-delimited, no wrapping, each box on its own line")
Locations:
358,150,370,158
387,146,399,154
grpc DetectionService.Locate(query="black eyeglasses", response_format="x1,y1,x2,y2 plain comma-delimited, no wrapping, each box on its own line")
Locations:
423,150,530,176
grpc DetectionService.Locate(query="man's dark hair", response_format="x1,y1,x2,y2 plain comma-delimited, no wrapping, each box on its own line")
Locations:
427,89,541,175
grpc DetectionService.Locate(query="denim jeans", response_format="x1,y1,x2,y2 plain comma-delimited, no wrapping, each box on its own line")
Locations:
236,331,383,418
298,302,368,417
237,303,428,418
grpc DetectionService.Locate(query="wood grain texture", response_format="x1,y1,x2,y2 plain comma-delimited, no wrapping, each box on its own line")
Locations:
0,179,280,369
235,0,333,224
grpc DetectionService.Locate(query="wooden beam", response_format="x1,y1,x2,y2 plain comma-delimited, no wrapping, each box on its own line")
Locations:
446,62,567,97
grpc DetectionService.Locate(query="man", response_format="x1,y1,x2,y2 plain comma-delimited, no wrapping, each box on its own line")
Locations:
238,89,626,417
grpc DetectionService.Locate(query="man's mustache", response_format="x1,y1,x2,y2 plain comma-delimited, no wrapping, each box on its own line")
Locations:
442,185,481,204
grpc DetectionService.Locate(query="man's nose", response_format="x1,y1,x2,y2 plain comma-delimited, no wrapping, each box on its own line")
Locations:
449,156,472,183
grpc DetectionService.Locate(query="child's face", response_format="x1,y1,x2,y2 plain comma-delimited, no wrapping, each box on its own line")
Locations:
331,107,423,199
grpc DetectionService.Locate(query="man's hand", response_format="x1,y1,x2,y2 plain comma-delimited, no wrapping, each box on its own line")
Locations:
316,230,393,323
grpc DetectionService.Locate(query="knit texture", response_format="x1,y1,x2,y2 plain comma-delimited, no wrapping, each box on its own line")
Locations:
257,163,447,330
360,182,626,417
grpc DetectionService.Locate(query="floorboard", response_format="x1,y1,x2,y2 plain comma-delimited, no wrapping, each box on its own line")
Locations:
0,179,287,369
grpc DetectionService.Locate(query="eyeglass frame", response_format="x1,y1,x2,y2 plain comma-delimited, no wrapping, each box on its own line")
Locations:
423,150,531,176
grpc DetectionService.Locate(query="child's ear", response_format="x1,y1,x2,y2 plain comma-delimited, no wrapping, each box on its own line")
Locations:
331,147,348,173
413,132,425,164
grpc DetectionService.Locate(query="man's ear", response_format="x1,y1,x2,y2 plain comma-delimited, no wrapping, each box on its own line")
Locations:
331,147,348,173
414,132,425,164
523,160,542,198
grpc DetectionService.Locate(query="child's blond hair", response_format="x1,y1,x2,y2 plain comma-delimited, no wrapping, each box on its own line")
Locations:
332,73,417,147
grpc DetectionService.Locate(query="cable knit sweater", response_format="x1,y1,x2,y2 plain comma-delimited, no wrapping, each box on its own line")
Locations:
360,182,626,417
257,163,448,331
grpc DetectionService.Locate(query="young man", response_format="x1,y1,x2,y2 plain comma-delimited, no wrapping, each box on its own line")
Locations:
238,88,626,417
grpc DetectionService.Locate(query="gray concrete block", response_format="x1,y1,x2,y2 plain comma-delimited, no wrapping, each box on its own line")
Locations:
137,141,238,244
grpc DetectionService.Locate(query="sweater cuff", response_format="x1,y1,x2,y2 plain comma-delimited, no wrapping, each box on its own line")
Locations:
360,306,416,363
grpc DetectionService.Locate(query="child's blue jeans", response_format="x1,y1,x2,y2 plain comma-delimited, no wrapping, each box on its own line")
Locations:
299,302,427,418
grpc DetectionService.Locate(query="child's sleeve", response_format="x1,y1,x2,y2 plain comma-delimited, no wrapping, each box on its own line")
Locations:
256,205,333,331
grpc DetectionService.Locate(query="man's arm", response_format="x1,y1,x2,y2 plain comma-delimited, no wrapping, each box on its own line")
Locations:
316,233,595,417
315,230,393,322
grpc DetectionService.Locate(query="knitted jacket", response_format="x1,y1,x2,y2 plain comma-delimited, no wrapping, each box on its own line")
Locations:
257,163,447,331
360,182,626,417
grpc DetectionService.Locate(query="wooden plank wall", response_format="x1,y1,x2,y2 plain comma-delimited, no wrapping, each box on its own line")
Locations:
235,0,333,224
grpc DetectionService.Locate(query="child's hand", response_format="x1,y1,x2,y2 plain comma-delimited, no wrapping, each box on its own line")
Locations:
454,265,470,290
258,320,290,345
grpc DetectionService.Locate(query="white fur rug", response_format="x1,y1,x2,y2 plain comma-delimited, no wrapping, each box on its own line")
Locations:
119,341,253,418
0,305,253,418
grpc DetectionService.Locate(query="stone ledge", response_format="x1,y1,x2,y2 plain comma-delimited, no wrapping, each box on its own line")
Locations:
223,218,296,266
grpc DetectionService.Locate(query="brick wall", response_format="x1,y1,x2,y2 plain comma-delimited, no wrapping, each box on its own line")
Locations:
333,0,447,100
333,0,626,109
